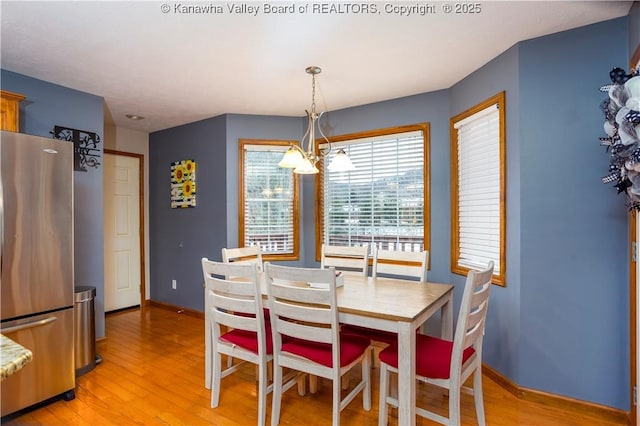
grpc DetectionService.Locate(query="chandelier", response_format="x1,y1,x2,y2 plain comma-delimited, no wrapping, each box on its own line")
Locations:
278,66,355,174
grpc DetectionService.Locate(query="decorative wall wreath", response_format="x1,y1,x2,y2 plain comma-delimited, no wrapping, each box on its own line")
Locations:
600,66,640,210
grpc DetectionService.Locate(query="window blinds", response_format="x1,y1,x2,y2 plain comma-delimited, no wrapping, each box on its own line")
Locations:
455,104,501,275
243,145,295,254
320,130,425,252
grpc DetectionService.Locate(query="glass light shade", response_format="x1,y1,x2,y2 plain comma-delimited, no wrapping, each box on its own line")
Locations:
327,149,355,172
278,147,304,168
293,157,319,174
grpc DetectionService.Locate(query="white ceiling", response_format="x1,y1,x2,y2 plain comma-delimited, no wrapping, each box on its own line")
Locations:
0,1,632,133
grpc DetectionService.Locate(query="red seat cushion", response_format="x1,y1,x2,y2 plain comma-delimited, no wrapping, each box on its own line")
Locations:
280,333,370,368
378,334,475,379
220,323,274,355
341,324,397,346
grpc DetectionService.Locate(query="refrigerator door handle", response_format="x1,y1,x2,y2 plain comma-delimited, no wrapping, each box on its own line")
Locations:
1,316,58,334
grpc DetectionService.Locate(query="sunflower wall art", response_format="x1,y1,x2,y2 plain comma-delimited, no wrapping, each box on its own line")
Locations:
171,159,197,208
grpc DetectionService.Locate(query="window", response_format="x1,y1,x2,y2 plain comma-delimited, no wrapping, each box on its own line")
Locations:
450,92,506,285
316,124,430,260
239,139,299,260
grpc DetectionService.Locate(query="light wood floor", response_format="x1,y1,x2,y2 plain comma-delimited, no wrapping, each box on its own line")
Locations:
2,306,626,426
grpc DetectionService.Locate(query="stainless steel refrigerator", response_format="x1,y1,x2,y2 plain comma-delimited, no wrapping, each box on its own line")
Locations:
0,130,75,416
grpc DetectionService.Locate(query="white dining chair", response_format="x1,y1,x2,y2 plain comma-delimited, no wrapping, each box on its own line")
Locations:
220,245,268,373
201,258,272,425
264,262,372,426
378,261,494,426
320,244,369,276
221,245,264,272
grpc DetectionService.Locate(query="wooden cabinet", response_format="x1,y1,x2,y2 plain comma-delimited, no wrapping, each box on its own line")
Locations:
1,90,25,132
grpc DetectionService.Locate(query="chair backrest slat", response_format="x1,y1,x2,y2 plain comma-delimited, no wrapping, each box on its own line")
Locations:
271,298,333,324
275,316,333,344
211,292,256,315
372,248,428,282
211,278,255,297
214,309,260,332
321,244,369,276
270,282,332,305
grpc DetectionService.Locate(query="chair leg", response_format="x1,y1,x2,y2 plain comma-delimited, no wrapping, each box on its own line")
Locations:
211,352,222,408
341,374,349,390
362,351,371,411
298,374,307,396
371,347,378,368
205,310,212,390
378,364,389,426
390,369,398,401
310,374,318,394
205,332,212,389
271,364,283,426
473,368,486,426
448,384,461,426
258,362,268,426
333,375,341,426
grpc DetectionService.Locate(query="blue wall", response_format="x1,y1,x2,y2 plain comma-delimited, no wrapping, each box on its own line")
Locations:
518,17,628,408
149,116,228,310
1,69,106,338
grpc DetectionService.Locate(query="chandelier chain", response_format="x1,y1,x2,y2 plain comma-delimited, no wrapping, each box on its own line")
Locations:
310,73,317,115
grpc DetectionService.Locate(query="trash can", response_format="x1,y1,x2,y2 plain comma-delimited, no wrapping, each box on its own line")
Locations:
74,286,96,376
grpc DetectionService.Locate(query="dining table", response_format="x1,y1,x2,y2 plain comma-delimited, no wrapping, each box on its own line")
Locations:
204,271,454,426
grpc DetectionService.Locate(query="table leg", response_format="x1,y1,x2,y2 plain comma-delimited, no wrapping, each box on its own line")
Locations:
397,321,416,426
441,293,454,341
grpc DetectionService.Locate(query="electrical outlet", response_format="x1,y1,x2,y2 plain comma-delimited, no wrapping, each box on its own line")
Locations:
172,279,177,290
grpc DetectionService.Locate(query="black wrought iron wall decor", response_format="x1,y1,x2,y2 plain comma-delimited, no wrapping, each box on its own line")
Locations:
51,125,101,172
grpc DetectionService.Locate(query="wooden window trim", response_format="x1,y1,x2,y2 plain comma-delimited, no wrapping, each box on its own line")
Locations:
238,139,300,261
450,92,506,286
314,123,431,265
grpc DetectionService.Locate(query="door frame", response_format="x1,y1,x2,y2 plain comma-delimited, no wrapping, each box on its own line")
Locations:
630,45,640,426
631,210,637,426
104,149,145,311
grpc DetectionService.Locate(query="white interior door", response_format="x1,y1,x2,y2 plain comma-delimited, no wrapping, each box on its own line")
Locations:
104,152,141,311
